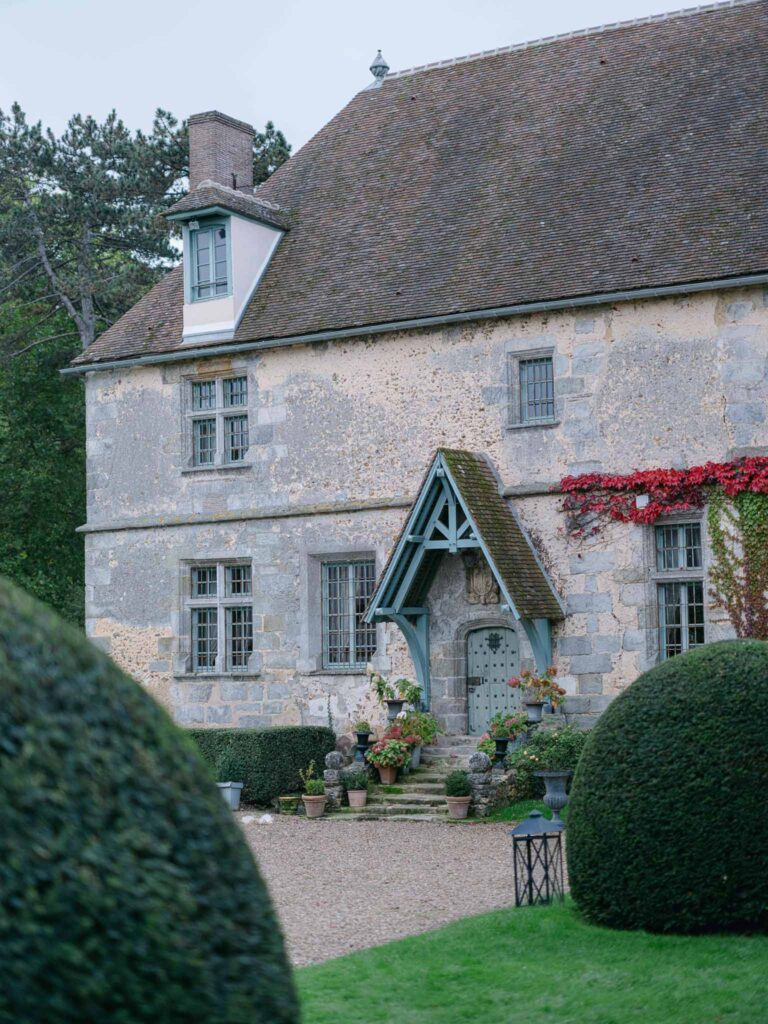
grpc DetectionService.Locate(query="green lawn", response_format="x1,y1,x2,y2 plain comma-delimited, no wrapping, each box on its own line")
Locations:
482,798,567,823
297,902,768,1024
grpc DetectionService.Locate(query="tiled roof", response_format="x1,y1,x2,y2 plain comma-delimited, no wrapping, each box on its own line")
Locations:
164,181,290,229
74,0,768,368
441,450,563,620
369,449,563,621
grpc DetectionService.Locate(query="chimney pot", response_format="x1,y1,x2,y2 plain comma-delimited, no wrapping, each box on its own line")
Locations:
188,111,255,191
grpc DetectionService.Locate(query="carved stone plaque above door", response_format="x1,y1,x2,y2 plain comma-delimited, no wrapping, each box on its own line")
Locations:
464,551,501,605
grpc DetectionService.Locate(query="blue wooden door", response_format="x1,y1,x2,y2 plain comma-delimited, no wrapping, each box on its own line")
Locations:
467,627,520,735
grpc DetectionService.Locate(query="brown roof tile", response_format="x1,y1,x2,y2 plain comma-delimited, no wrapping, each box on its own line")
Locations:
74,0,768,368
164,181,290,229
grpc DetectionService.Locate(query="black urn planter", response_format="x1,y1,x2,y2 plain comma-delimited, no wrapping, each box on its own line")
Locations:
354,731,372,764
493,736,510,766
534,769,573,831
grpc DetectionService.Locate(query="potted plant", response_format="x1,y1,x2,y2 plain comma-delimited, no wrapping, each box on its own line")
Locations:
507,667,567,722
365,737,410,784
215,748,244,810
344,768,370,809
445,769,472,819
400,710,441,768
299,760,327,818
487,710,529,764
370,672,423,720
277,795,300,815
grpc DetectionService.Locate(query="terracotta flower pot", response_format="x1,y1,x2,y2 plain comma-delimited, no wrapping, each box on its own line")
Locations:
347,789,368,809
302,794,327,818
446,796,472,819
377,765,398,785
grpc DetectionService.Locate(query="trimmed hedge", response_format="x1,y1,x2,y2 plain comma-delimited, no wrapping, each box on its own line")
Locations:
0,577,299,1022
567,640,768,934
190,726,336,805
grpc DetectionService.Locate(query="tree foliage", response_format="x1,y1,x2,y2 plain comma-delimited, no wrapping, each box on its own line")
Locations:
0,105,290,622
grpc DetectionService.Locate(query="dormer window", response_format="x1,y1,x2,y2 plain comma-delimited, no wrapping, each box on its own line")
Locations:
189,220,230,301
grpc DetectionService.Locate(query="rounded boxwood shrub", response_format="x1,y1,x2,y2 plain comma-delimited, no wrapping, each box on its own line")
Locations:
567,640,768,934
0,577,299,1022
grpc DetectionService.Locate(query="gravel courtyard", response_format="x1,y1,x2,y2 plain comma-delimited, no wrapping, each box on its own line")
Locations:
239,815,517,965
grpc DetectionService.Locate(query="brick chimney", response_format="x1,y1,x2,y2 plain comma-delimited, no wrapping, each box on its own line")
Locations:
188,111,255,191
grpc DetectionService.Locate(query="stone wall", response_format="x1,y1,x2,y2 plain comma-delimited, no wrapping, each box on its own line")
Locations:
82,285,768,733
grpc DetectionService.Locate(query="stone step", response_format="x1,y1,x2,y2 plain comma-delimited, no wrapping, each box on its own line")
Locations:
427,735,475,747
368,792,446,806
393,782,445,794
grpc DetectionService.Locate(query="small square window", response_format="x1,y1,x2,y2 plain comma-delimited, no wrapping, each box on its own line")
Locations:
224,415,249,463
520,356,555,423
224,377,248,407
193,418,217,466
225,564,252,597
192,380,216,411
192,566,217,597
656,523,702,571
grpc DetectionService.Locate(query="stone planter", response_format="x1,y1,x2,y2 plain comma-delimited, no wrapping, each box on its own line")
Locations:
446,796,472,819
410,744,422,769
525,700,546,723
302,795,327,819
278,795,300,815
217,781,243,810
376,765,398,785
385,698,406,721
535,769,573,831
347,789,368,809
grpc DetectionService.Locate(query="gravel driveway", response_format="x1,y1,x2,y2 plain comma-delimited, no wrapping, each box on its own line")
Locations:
239,815,518,965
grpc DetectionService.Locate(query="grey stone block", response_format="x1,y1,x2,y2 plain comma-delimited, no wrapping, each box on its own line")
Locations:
264,701,285,714
729,403,766,425
220,682,248,701
622,629,647,652
263,614,285,631
233,702,264,713
90,637,112,653
578,673,604,694
593,635,621,654
171,682,212,703
174,704,206,724
251,424,274,445
620,583,646,608
570,552,615,574
566,593,613,614
557,635,593,656
149,660,169,673
207,706,232,724
575,317,596,334
268,683,290,699
726,301,754,321
238,715,273,727
569,653,614,674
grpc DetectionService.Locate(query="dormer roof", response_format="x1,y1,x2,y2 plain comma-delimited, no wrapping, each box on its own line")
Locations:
164,181,290,231
71,0,768,370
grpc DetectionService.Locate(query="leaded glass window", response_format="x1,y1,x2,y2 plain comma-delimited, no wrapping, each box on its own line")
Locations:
520,356,555,423
190,222,229,301
188,376,249,469
189,562,253,674
654,522,705,660
322,561,377,669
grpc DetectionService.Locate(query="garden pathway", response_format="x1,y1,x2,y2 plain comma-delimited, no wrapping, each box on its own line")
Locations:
240,816,518,965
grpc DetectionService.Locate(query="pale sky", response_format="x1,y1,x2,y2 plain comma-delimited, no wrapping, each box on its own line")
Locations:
1,0,699,150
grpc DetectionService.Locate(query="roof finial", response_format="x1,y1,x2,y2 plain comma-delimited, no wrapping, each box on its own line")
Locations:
369,50,390,85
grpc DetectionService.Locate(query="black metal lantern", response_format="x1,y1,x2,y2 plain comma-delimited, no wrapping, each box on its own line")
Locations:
510,810,565,907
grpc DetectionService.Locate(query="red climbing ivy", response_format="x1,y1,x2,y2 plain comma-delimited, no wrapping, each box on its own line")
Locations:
560,456,768,535
560,456,768,640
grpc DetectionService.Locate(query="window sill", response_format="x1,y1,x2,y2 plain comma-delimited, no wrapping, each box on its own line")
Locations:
181,463,253,475
173,672,261,681
506,419,560,432
298,667,370,677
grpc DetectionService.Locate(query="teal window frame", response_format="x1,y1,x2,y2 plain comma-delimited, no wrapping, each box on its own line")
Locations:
321,560,377,670
187,218,232,303
653,522,706,660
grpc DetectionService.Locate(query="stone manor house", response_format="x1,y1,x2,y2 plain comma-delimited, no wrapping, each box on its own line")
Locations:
67,0,768,736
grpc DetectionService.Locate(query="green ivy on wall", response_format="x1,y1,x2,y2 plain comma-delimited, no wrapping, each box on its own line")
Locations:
707,489,768,640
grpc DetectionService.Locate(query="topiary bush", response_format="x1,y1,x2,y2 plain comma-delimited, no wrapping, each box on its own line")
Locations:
567,640,768,934
506,725,588,799
190,725,336,805
0,576,299,1022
